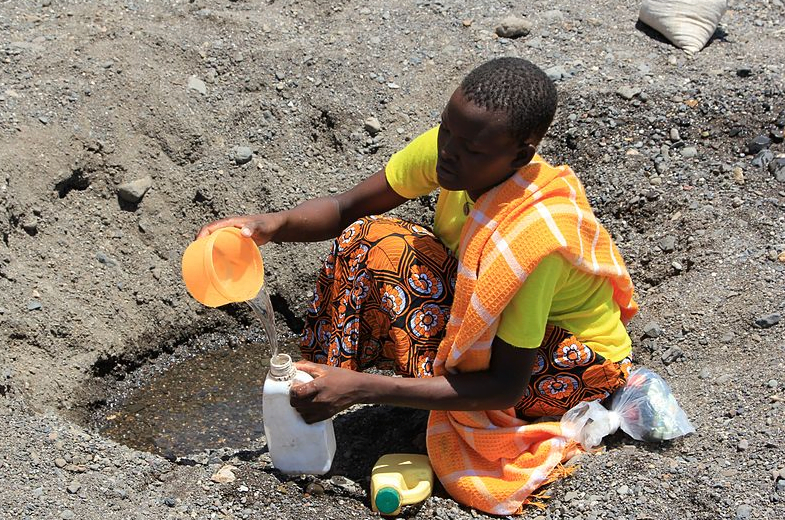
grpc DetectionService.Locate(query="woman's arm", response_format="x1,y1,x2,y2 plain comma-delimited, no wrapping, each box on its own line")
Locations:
196,168,408,244
290,336,537,423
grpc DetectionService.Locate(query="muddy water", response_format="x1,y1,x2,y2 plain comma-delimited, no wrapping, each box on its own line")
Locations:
97,331,301,458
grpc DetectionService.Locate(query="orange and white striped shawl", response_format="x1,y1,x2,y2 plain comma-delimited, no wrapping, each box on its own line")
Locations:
426,156,637,515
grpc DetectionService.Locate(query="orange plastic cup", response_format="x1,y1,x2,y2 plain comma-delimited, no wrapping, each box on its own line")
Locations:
181,227,264,307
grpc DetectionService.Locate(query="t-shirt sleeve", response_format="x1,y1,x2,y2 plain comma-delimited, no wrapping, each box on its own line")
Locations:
496,253,568,349
384,126,440,199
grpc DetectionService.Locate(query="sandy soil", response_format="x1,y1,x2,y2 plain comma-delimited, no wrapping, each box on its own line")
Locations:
1,0,784,519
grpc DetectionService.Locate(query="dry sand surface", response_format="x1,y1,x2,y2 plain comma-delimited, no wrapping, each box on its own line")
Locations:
1,0,784,519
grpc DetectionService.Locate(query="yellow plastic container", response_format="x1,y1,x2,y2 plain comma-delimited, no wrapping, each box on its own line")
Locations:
371,454,433,516
181,227,264,307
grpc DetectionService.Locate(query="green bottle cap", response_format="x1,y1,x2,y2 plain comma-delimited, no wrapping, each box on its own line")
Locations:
375,486,401,515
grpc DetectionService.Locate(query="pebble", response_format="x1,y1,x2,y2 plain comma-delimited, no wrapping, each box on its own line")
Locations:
736,504,752,520
54,457,67,468
305,482,325,496
187,76,207,95
669,128,680,142
495,16,532,39
769,157,785,182
210,465,237,484
747,135,771,155
680,146,698,158
659,235,676,253
616,86,641,100
661,346,683,365
751,149,774,168
754,313,780,328
736,67,753,78
771,128,784,144
61,511,75,520
66,481,81,494
96,252,117,267
699,367,711,379
233,146,253,165
643,321,663,338
737,439,749,451
117,176,153,203
617,484,630,495
27,300,42,311
363,116,382,136
733,167,745,184
767,379,778,389
545,66,569,81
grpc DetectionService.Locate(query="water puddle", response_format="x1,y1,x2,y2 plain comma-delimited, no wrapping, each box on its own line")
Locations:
95,288,299,458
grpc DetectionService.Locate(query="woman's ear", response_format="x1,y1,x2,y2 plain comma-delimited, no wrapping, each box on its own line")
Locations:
511,143,536,169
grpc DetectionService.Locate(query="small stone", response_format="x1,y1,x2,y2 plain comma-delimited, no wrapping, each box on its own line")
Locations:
495,16,532,39
751,149,774,168
732,196,743,208
777,480,785,492
747,135,771,155
305,482,325,496
27,300,42,311
736,504,752,520
772,128,784,144
732,167,745,185
736,67,753,78
544,66,568,82
233,146,253,165
737,439,749,451
117,176,153,203
699,367,711,379
769,380,780,389
754,313,780,328
210,465,237,484
564,490,580,501
680,146,698,158
659,235,676,253
61,511,75,520
617,484,630,495
163,497,176,507
669,128,680,142
96,252,117,267
363,116,382,136
661,346,683,365
187,76,207,95
616,86,641,100
643,321,663,338
21,216,38,235
66,481,81,494
462,19,473,27
54,458,67,468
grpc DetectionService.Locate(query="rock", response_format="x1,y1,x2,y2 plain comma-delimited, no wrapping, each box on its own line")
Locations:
187,76,207,95
66,481,81,494
769,157,785,182
117,176,153,203
363,116,382,136
669,128,680,142
210,465,237,484
21,216,38,235
680,146,698,158
735,504,752,520
661,346,683,365
771,128,784,144
27,300,42,311
564,490,580,501
495,16,532,39
732,167,745,184
736,67,753,78
659,235,676,252
545,66,569,81
542,10,564,24
61,511,75,520
96,252,117,267
737,439,749,451
754,313,780,328
699,367,711,379
732,196,743,208
305,482,325,496
767,379,778,389
233,146,253,165
747,135,771,155
617,484,630,495
643,321,663,338
751,149,774,168
616,86,641,100
54,457,67,468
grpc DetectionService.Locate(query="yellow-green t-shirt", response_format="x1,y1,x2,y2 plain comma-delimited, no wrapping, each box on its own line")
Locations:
384,126,632,362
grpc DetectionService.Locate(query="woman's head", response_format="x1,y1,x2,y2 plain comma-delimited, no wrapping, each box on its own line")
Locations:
436,57,558,199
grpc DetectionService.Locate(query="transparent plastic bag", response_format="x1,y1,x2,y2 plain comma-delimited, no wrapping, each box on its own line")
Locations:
561,367,695,449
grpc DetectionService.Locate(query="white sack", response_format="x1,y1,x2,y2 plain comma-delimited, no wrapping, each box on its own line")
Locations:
639,0,728,54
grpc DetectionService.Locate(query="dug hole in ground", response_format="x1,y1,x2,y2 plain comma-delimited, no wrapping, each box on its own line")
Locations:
1,1,784,519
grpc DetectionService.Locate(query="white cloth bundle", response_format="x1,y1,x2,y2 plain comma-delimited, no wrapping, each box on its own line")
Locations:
639,0,728,54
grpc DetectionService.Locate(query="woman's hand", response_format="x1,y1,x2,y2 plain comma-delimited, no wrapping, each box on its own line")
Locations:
289,361,366,424
196,213,286,246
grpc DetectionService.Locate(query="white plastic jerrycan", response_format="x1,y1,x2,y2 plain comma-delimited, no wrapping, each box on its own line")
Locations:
371,453,433,515
262,353,336,475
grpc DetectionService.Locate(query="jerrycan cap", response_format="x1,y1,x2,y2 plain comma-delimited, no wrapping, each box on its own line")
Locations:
375,487,401,515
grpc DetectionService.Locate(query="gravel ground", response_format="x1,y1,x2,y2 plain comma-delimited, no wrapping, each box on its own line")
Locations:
1,0,784,519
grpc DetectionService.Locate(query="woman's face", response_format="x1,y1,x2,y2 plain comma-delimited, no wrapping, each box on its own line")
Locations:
436,88,535,200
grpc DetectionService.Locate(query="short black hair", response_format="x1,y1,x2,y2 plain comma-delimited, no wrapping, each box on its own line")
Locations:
459,57,557,145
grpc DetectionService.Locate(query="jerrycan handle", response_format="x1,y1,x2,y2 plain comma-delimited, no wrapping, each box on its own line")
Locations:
399,479,432,505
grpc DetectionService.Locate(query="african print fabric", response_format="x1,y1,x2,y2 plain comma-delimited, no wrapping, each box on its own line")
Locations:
299,216,457,378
